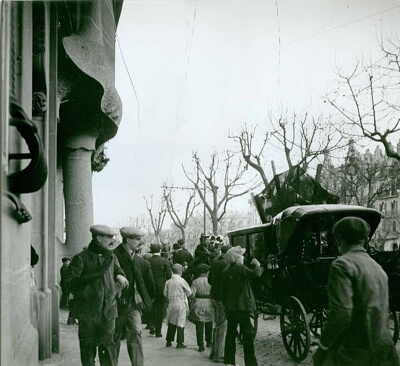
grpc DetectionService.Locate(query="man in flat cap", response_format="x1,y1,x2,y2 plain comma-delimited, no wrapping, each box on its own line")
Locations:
112,227,155,366
66,224,129,366
148,243,172,337
313,217,399,366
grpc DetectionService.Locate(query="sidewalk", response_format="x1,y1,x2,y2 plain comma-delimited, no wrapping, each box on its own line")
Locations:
39,309,236,366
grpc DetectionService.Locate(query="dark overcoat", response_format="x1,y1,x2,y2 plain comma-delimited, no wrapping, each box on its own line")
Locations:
114,244,155,310
67,248,124,323
148,254,172,298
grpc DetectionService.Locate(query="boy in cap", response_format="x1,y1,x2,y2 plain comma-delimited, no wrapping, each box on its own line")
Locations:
189,263,213,352
148,243,172,337
313,217,399,366
113,227,155,366
164,263,192,348
66,224,129,366
221,246,263,366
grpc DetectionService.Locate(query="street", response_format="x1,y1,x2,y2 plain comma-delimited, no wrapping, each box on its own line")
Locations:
39,310,312,366
40,309,400,366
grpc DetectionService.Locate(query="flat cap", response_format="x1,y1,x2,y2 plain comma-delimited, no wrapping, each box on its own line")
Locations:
120,227,145,239
90,225,117,237
172,263,184,272
150,243,161,253
333,216,371,244
173,243,181,250
177,239,185,245
196,263,210,274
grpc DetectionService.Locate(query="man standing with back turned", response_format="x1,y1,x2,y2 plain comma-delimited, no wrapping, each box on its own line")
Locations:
67,225,129,366
313,217,399,366
113,227,154,366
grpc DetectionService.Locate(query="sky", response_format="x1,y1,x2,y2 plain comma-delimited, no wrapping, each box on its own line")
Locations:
93,0,400,228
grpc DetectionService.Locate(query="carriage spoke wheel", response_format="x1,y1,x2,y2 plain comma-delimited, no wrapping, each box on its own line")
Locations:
280,296,311,362
309,308,329,337
389,311,399,344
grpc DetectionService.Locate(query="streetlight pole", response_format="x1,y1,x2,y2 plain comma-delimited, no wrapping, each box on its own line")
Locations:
203,180,206,234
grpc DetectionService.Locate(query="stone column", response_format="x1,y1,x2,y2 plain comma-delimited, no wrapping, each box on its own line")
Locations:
46,2,60,353
62,135,96,256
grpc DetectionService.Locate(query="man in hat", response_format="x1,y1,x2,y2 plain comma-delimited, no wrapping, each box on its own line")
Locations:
221,246,263,366
148,243,172,337
113,227,155,366
66,225,129,366
208,244,232,363
164,263,192,349
60,257,71,309
172,242,193,266
177,238,191,254
313,217,399,366
195,234,212,262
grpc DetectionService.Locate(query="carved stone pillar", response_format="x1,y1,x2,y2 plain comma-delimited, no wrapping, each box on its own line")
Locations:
62,135,96,256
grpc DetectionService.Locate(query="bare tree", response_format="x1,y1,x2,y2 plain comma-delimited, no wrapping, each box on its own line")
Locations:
163,185,200,242
182,151,260,235
230,124,270,187
231,112,344,194
328,40,400,161
268,110,343,172
143,195,167,244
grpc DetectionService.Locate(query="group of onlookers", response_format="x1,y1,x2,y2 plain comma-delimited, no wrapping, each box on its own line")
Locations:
59,227,262,366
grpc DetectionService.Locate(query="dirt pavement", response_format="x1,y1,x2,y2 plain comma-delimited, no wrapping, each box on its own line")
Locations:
40,309,400,366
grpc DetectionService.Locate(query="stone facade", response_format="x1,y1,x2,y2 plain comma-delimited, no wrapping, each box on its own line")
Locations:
320,140,400,251
1,1,123,365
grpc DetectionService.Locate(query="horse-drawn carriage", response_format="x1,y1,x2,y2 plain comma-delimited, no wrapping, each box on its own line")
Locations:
228,204,400,362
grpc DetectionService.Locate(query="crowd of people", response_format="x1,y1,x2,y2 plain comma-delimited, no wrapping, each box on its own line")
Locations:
60,218,400,366
60,228,263,366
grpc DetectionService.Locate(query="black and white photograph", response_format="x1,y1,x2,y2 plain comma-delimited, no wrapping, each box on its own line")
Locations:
1,0,400,365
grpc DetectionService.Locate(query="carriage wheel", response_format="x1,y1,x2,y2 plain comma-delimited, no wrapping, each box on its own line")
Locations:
390,311,399,344
309,308,329,337
280,296,311,362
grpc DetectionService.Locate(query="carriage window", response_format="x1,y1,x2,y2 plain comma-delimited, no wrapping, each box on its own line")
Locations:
230,234,246,249
248,232,265,261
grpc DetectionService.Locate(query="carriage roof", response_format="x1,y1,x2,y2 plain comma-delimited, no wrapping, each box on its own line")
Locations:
228,204,382,254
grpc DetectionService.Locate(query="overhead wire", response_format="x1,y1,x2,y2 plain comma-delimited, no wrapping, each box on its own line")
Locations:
116,34,141,129
168,0,198,180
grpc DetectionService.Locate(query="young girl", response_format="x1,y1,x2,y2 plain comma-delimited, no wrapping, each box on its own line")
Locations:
189,263,214,352
164,263,192,348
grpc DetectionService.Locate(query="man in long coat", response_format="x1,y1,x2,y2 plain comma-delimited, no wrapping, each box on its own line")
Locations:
313,217,399,366
208,244,232,363
67,225,129,366
113,227,155,366
148,243,172,337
